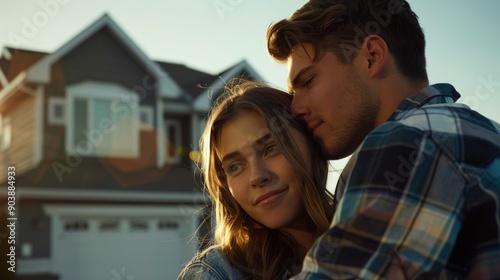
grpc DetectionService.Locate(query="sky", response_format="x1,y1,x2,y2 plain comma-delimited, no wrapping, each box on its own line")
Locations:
1,0,500,189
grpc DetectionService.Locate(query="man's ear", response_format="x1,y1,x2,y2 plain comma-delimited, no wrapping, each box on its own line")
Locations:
360,35,388,78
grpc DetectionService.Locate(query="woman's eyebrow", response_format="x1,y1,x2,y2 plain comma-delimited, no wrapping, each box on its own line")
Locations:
220,133,273,163
253,133,273,148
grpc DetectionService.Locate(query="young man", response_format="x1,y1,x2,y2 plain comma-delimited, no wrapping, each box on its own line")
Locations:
267,0,500,279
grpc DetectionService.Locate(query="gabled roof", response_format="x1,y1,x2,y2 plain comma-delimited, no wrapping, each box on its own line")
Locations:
0,15,263,108
0,47,46,91
193,60,262,111
156,61,219,100
23,13,182,99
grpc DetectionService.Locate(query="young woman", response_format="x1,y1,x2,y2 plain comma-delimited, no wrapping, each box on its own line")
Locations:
178,80,335,280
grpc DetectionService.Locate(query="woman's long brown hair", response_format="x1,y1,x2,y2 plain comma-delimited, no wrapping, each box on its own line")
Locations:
199,79,334,279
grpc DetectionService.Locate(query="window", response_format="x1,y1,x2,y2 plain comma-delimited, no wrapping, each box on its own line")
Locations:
48,97,66,125
130,220,149,232
66,81,139,158
98,220,120,232
164,119,181,163
158,220,179,230
0,116,11,151
139,106,154,131
63,220,89,232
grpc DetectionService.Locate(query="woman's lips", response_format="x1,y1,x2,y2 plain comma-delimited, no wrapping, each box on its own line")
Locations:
254,188,288,206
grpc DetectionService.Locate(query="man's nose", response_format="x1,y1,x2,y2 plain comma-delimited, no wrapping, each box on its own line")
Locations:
290,93,309,119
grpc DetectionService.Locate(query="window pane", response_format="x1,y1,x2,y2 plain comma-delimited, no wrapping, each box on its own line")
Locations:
165,121,180,161
93,99,112,152
99,220,120,232
158,220,179,231
74,99,87,147
54,104,64,118
130,220,149,232
64,220,89,232
168,125,177,157
140,111,149,123
112,110,134,153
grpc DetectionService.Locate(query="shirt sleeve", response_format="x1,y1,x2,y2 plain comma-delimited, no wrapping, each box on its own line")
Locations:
293,122,465,279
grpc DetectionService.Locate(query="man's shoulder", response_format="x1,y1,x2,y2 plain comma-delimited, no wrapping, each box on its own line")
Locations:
383,102,500,139
365,102,500,174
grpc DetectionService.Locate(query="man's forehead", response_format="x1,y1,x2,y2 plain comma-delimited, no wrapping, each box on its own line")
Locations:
288,44,315,68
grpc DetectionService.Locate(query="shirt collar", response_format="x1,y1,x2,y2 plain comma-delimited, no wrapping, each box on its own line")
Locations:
389,83,461,121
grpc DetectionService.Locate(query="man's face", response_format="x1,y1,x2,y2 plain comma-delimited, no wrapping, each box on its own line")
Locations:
287,44,379,159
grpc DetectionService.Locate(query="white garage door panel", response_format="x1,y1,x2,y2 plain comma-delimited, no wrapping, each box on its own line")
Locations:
58,234,184,279
44,205,199,280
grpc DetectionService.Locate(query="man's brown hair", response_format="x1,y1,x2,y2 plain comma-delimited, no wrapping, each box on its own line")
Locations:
267,0,428,82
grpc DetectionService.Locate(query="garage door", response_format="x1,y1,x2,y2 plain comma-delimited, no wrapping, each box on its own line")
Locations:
44,205,200,280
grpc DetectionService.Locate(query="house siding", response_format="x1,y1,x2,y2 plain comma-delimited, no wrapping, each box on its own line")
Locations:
24,27,202,191
59,27,156,107
0,94,35,182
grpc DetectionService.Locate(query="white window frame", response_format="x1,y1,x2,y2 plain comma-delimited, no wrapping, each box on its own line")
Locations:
139,106,154,131
164,119,181,164
0,115,12,151
48,97,66,125
65,81,139,158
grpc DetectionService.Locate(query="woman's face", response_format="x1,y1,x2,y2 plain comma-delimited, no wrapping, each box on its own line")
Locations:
217,111,312,230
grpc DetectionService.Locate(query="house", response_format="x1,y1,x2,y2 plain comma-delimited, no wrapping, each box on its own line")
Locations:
0,14,262,280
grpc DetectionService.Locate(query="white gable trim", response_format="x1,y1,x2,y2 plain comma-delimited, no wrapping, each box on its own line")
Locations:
25,14,182,98
193,60,262,111
1,47,12,60
0,72,26,106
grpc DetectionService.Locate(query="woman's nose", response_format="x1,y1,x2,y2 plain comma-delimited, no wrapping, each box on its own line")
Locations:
249,159,271,188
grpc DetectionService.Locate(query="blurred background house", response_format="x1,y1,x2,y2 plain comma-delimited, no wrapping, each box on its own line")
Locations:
0,14,262,280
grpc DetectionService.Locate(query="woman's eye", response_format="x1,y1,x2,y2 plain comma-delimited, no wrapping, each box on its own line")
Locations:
227,163,241,174
304,77,314,88
265,144,279,154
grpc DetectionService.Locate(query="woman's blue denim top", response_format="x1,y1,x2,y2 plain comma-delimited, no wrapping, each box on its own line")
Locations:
177,246,290,279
